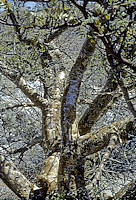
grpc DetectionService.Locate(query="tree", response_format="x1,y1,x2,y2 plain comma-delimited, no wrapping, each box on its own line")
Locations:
0,0,136,199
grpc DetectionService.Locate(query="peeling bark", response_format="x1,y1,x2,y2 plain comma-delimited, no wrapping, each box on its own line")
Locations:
0,3,135,197
0,154,39,200
37,152,60,193
41,43,66,147
38,49,66,193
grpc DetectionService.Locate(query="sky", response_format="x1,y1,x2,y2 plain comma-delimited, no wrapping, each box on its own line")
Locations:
0,1,37,11
24,1,36,9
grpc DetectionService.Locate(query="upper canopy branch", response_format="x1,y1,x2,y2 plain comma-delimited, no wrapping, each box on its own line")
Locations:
106,50,136,118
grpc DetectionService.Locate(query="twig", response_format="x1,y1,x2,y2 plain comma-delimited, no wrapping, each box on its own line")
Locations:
1,102,35,112
13,136,42,155
116,73,136,117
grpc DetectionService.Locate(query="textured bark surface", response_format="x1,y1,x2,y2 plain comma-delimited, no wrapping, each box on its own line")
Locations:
74,156,89,200
38,48,66,193
80,116,135,156
61,35,96,145
58,35,95,197
78,73,118,135
0,154,38,200
0,62,48,109
1,55,136,200
37,152,60,193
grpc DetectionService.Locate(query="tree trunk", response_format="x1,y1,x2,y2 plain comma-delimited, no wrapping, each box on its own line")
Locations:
58,34,96,198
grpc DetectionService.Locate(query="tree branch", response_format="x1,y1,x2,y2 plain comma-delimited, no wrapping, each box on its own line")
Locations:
105,48,136,117
116,73,136,117
0,61,48,109
58,33,96,196
70,0,88,18
61,34,96,145
78,72,119,135
45,22,81,43
79,116,136,156
89,133,118,193
101,36,136,73
0,153,39,199
1,102,35,111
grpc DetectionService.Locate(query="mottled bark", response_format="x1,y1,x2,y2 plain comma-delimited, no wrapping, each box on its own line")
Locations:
58,34,95,195
37,152,60,193
61,36,95,145
38,47,66,192
1,116,135,199
74,156,90,200
1,3,135,198
0,62,48,109
80,116,135,156
41,95,62,148
0,154,39,200
41,42,66,147
78,72,118,135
